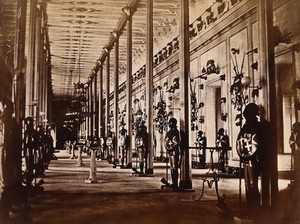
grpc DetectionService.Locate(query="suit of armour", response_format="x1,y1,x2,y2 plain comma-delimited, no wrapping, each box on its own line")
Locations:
164,118,181,188
216,128,230,172
119,131,129,167
0,100,22,220
135,125,148,174
290,122,300,183
236,103,262,208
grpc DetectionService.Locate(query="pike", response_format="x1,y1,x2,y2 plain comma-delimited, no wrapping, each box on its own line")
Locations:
240,52,246,75
231,55,238,76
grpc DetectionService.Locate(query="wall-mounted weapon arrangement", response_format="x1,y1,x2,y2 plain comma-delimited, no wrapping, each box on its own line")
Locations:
191,59,225,130
118,106,126,128
154,83,172,134
230,48,247,112
197,59,220,80
109,110,114,130
166,78,180,93
229,47,262,126
132,97,146,134
190,78,205,131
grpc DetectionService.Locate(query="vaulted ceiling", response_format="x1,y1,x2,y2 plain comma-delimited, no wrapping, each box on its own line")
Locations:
1,0,211,100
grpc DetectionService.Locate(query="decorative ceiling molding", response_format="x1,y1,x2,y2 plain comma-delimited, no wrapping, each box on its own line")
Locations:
2,0,219,98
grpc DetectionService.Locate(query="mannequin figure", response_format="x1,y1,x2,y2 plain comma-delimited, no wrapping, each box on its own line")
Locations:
216,128,230,172
164,118,181,189
237,103,262,208
135,123,148,174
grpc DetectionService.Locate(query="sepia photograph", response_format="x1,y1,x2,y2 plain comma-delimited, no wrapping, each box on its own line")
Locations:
0,0,300,223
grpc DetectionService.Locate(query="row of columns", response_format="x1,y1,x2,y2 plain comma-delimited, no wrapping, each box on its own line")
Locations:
6,0,279,208
78,0,277,197
13,0,27,124
25,0,37,119
11,0,52,127
10,0,278,198
79,0,192,190
81,0,192,189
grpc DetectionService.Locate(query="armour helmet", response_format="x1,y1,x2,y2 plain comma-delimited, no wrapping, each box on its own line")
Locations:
168,118,177,128
243,103,260,120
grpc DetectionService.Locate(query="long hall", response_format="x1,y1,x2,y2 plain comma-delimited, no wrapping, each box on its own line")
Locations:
1,0,300,223
23,150,294,224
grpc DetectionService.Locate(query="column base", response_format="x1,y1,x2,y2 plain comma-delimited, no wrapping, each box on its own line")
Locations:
179,179,193,191
85,178,102,184
114,159,120,164
146,168,154,175
132,172,147,177
120,165,131,169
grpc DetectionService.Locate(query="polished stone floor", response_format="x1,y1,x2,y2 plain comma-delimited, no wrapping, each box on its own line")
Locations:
8,149,299,224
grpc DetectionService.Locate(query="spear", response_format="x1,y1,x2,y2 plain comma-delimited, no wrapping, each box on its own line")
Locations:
240,52,246,75
231,55,238,76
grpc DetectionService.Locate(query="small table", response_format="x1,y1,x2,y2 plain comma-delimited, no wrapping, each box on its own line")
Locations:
192,146,230,202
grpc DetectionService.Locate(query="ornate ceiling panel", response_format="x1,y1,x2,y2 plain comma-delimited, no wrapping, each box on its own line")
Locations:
47,0,185,98
1,0,211,99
